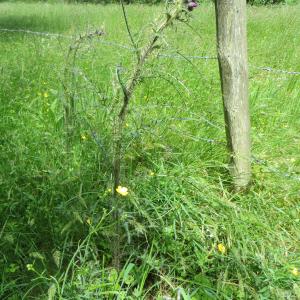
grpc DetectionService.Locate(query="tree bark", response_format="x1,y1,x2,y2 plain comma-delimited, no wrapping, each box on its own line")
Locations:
215,0,251,190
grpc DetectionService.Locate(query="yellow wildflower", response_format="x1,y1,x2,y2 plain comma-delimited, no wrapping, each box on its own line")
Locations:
291,267,299,276
217,243,226,254
149,171,155,176
116,186,128,196
107,188,112,193
86,218,92,225
44,92,49,98
125,123,129,128
81,134,87,141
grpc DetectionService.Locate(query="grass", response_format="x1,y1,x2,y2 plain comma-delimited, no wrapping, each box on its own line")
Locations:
0,2,300,299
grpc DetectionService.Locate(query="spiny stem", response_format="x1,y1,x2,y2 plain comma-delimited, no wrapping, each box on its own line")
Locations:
111,3,186,269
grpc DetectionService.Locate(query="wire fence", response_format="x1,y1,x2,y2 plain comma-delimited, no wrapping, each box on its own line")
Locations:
1,28,300,75
130,105,300,182
1,27,299,183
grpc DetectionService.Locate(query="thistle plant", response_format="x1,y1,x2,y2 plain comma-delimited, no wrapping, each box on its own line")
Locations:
112,0,198,269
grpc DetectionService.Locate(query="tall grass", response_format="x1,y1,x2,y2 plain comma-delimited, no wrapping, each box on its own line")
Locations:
0,2,300,299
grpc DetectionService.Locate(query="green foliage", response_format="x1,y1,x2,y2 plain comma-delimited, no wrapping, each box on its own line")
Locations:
2,0,299,4
247,0,298,5
1,2,300,299
66,0,300,5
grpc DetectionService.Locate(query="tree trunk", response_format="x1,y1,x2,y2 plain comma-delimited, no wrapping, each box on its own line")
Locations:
215,0,251,190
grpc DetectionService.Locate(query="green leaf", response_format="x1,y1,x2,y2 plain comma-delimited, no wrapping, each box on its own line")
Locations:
193,274,213,288
108,268,118,283
122,263,135,285
29,251,45,261
48,283,57,300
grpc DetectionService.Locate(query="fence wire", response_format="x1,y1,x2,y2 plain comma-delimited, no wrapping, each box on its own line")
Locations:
1,28,300,76
1,27,299,183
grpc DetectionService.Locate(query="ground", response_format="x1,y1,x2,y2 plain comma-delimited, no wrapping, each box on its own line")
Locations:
0,2,300,299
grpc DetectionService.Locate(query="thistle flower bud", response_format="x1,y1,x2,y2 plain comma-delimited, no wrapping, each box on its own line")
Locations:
187,1,198,11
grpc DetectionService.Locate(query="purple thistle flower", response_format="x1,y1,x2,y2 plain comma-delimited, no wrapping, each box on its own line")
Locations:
187,1,198,11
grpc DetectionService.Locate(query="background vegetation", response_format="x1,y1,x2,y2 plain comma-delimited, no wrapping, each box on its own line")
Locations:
1,0,299,5
0,1,300,299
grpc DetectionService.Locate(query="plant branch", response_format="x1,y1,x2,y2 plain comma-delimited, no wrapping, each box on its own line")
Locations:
111,1,188,269
120,0,140,62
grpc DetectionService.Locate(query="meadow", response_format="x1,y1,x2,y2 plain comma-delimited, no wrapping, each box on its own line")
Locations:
0,2,300,299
